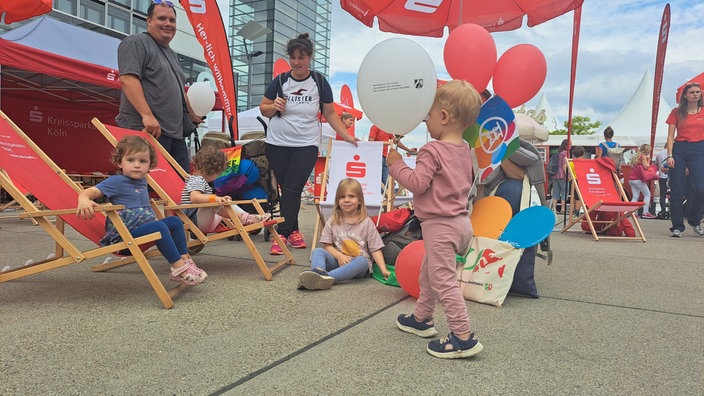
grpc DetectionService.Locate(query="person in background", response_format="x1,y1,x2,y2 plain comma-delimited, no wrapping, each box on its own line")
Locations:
628,144,657,219
368,125,417,187
570,146,587,217
116,0,199,173
665,82,704,237
298,178,389,290
260,33,356,255
388,80,483,359
654,143,670,217
596,126,620,158
553,139,569,214
340,112,355,137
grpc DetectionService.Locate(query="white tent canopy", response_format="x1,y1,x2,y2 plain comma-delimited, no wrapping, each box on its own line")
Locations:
606,68,672,148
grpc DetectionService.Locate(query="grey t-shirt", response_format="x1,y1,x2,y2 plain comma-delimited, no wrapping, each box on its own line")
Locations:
116,32,184,139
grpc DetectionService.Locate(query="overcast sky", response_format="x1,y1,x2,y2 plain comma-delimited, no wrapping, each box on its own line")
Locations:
326,0,703,146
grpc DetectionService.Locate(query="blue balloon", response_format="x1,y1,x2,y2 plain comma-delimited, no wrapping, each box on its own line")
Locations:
499,206,555,248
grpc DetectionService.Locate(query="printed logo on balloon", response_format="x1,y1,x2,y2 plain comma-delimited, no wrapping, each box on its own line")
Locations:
357,38,437,136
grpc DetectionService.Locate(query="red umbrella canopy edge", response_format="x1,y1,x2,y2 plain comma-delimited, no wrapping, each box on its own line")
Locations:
341,0,584,37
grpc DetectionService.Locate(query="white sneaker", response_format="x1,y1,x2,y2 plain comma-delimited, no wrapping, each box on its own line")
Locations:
693,225,704,237
671,229,683,238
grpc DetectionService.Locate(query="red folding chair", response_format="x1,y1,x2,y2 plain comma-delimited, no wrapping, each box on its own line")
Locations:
562,158,646,242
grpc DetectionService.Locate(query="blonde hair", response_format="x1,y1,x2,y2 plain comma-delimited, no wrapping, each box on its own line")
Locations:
112,135,157,173
328,178,367,225
433,80,482,130
341,112,354,122
191,146,226,176
630,144,651,166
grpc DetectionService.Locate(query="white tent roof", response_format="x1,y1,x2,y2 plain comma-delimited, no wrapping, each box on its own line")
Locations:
606,68,672,148
535,94,562,132
514,93,562,132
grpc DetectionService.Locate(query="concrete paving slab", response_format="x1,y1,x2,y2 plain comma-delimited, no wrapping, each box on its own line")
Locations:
1,203,702,395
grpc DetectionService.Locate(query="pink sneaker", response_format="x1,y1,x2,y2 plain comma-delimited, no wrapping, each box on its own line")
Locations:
270,238,287,255
641,212,657,219
288,230,306,249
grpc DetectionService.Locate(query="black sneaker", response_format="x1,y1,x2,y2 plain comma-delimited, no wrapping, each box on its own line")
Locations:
427,332,483,359
396,314,438,338
298,270,334,290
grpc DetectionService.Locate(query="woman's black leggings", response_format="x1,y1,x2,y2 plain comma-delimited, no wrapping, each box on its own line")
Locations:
265,143,318,237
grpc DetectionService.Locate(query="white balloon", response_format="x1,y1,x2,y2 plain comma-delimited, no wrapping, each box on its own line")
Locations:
187,81,216,117
357,38,436,135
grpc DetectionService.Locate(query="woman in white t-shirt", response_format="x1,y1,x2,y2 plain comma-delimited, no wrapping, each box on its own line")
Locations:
260,33,356,255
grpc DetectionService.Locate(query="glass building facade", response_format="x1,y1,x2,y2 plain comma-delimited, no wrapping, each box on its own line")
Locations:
230,1,332,111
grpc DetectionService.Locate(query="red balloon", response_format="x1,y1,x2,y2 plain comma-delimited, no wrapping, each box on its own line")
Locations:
492,44,547,108
443,24,497,92
395,240,425,298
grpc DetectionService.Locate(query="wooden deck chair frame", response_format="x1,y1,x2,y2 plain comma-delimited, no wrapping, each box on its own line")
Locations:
0,111,181,308
382,154,415,212
91,118,295,280
312,140,384,250
561,158,646,242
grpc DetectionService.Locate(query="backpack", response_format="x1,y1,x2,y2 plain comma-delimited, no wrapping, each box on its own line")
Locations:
546,152,560,176
600,142,625,173
380,214,422,266
275,70,325,116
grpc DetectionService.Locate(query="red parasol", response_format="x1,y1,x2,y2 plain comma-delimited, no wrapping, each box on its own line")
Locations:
340,0,584,37
0,0,52,24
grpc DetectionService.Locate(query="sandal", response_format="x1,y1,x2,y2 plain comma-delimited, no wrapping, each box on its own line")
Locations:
169,262,207,285
241,212,272,226
184,258,206,276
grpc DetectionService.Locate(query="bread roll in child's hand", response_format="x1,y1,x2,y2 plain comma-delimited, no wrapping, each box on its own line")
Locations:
340,239,361,257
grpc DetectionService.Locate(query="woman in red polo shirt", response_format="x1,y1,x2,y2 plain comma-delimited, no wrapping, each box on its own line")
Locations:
665,82,704,237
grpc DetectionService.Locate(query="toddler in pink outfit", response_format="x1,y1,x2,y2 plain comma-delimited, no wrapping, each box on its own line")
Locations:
387,80,483,359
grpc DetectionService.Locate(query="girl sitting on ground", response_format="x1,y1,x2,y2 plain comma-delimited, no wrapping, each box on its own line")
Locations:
76,135,207,285
298,178,390,290
180,145,270,233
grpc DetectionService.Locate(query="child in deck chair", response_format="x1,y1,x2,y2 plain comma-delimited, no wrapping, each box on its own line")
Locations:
76,135,207,286
298,178,390,290
386,80,483,359
180,146,270,233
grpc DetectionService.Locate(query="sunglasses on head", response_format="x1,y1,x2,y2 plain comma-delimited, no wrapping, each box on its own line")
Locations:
152,0,174,7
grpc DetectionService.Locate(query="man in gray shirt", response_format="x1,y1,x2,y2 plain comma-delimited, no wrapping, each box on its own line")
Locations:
116,0,198,172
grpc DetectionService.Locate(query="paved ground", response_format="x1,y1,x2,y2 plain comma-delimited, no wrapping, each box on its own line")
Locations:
1,203,702,395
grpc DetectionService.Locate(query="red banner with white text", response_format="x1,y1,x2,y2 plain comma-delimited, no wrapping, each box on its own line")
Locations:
651,3,670,150
180,0,238,140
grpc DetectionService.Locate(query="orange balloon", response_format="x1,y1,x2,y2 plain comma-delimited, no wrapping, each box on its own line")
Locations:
470,196,512,239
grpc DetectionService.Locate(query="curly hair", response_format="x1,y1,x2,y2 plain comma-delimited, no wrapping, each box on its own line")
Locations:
191,145,226,176
111,135,158,172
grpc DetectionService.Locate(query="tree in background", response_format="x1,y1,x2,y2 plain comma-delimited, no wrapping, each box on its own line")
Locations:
551,116,601,135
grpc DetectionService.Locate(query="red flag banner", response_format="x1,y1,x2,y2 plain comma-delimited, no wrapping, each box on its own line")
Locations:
180,0,238,140
651,3,670,150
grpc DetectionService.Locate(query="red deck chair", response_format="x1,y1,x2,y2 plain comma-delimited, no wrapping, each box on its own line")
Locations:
90,118,295,280
0,110,179,308
561,158,646,242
